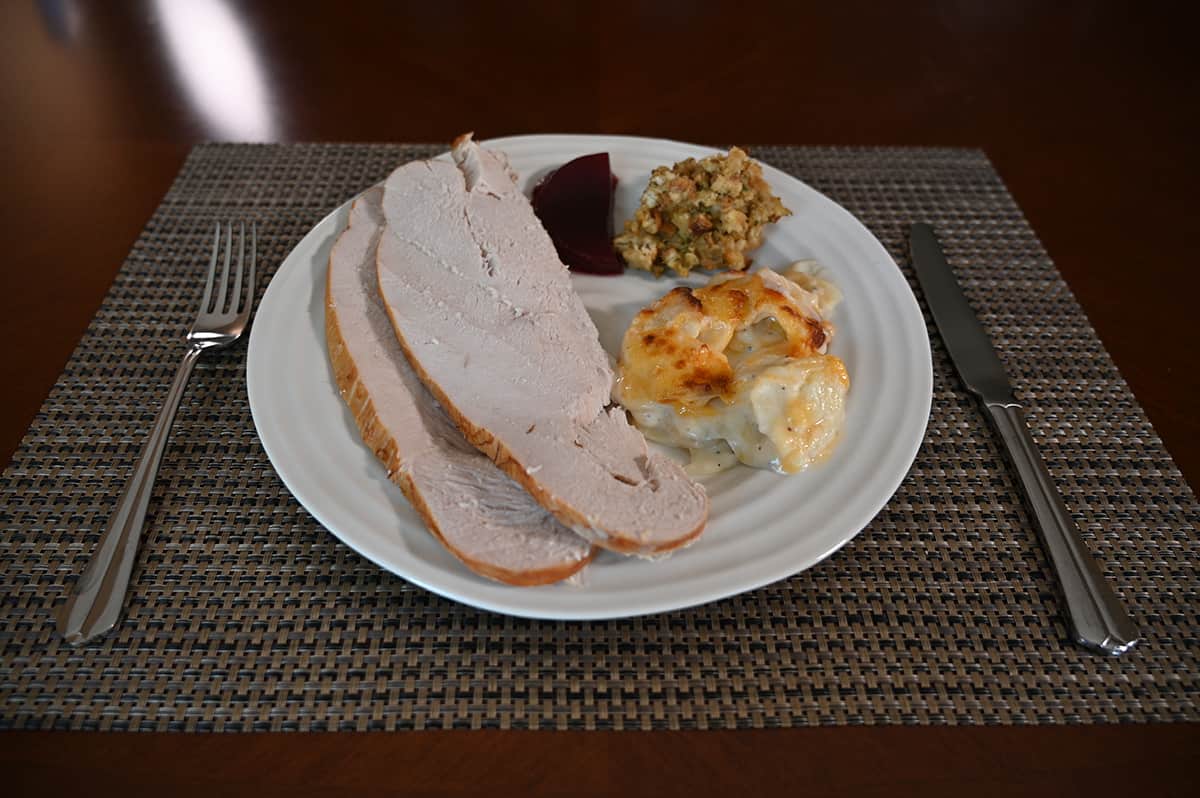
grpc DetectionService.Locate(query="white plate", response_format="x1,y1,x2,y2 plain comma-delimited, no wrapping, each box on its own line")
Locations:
246,134,931,619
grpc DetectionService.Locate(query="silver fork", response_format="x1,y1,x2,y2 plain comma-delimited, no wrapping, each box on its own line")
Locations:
57,221,258,646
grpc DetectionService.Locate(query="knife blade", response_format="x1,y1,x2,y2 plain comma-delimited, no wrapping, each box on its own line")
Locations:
908,223,1139,656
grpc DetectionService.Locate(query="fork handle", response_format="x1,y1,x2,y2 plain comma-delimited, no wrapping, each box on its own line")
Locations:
985,402,1139,655
57,346,203,645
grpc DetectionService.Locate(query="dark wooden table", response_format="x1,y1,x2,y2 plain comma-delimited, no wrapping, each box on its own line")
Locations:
2,1,1196,795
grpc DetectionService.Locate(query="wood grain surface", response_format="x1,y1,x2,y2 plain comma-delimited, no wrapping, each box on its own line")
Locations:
1,0,1196,795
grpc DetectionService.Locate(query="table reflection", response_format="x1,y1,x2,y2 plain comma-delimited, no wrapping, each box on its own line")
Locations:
153,0,276,140
36,0,81,42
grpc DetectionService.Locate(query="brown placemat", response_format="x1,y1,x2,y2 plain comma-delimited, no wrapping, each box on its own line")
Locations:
0,144,1195,731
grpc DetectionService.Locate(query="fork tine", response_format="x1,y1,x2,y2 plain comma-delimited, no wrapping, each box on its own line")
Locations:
245,222,257,316
215,220,233,313
229,222,245,315
200,222,220,312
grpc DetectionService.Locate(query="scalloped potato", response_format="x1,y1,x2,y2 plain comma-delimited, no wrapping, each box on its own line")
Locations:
614,261,849,475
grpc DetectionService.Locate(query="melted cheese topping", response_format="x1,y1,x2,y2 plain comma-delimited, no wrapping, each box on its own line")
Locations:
615,262,849,475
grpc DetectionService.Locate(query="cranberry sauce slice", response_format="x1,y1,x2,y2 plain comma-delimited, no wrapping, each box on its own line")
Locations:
531,153,623,275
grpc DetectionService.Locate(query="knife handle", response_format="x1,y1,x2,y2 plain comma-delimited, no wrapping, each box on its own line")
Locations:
985,402,1139,655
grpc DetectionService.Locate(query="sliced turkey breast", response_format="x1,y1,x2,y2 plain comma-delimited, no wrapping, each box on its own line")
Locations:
325,187,595,585
374,135,709,555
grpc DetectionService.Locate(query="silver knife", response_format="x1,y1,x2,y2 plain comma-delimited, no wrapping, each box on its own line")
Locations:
908,223,1138,656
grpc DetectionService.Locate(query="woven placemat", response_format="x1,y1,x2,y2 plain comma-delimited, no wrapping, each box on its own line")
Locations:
0,144,1196,731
